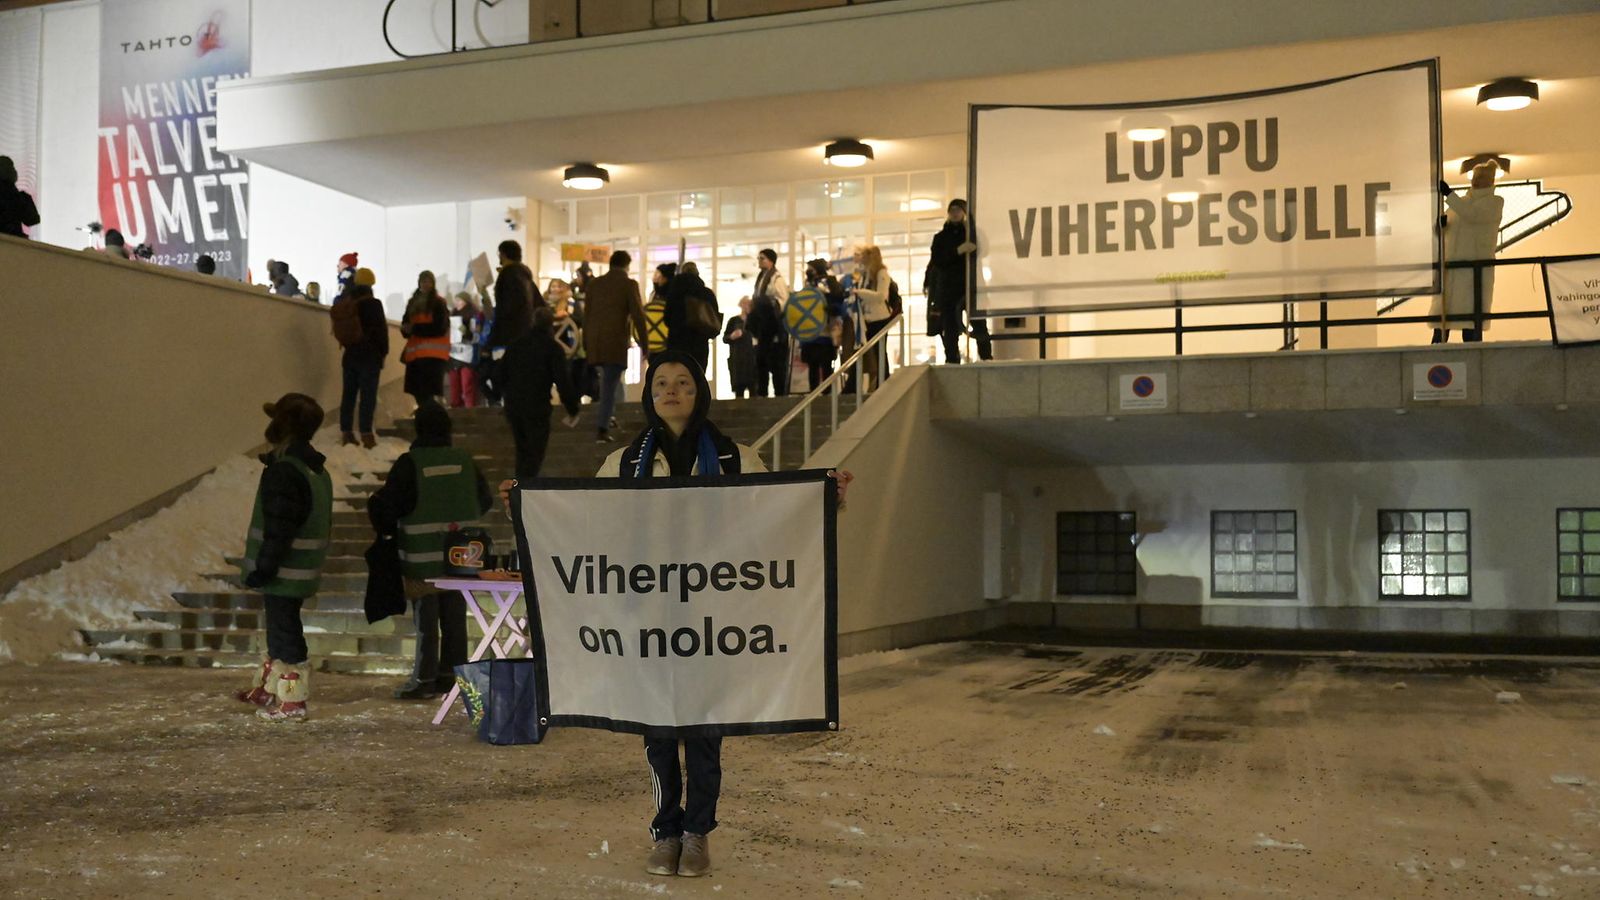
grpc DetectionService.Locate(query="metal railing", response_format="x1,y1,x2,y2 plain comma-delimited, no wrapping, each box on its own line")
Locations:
752,313,902,470
988,254,1598,356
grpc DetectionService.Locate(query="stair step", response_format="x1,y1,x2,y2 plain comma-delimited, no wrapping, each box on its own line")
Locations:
82,627,415,657
132,607,417,633
88,646,413,674
173,591,367,611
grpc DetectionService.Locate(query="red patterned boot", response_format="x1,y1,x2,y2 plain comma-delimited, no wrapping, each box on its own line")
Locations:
235,657,275,706
257,664,309,722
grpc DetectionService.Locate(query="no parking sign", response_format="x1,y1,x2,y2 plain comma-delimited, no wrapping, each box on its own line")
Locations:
1411,361,1467,400
1119,373,1168,410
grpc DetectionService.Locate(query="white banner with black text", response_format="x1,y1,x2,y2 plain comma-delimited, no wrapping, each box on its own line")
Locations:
970,60,1441,314
513,472,839,737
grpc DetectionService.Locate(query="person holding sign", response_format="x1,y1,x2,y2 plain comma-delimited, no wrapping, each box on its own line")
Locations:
1430,162,1504,343
497,352,852,878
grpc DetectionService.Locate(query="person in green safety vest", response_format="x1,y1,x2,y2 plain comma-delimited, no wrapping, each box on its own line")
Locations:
235,394,333,722
368,402,495,699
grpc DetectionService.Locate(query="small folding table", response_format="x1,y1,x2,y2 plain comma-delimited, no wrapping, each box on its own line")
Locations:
426,577,530,725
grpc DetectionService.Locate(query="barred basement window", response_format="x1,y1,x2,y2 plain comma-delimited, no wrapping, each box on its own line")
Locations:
1379,510,1470,599
1212,511,1297,598
1056,511,1137,596
1557,509,1600,601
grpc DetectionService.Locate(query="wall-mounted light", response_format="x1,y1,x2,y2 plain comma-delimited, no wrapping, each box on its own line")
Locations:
824,139,874,168
1122,112,1173,142
1476,78,1538,111
562,163,609,191
1460,153,1511,178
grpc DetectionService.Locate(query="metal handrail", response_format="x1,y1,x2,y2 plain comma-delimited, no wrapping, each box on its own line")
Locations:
752,313,903,470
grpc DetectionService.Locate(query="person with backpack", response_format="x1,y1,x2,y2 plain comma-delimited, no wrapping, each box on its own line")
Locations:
234,394,333,722
722,297,757,399
850,245,896,391
792,258,845,391
664,262,720,375
333,267,388,448
367,402,494,699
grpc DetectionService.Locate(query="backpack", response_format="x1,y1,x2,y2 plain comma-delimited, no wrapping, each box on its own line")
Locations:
887,279,903,318
331,294,364,347
784,286,830,341
682,290,723,341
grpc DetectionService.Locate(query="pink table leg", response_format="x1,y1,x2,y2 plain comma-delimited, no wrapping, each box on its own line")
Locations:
432,584,530,725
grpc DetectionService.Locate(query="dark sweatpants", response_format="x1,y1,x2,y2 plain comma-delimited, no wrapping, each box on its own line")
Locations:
506,408,551,480
407,590,467,688
755,341,790,397
645,735,723,840
264,594,308,664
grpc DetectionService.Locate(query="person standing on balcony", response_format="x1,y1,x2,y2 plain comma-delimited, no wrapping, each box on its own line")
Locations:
926,198,991,363
0,156,40,238
1430,162,1504,344
234,394,333,722
368,402,494,700
584,251,650,442
850,245,895,390
750,248,791,397
401,270,453,407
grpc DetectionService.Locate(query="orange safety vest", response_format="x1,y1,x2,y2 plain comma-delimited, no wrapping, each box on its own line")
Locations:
403,310,452,362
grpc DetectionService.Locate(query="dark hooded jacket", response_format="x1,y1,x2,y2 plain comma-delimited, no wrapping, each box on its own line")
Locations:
927,218,971,315
368,413,493,537
615,349,746,478
663,270,720,350
244,441,327,586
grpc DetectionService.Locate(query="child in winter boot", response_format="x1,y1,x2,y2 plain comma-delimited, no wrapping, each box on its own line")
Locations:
236,393,333,723
258,663,309,721
235,657,276,706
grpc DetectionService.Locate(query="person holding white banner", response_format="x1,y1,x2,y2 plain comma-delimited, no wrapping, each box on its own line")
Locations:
1430,162,1504,343
500,349,852,877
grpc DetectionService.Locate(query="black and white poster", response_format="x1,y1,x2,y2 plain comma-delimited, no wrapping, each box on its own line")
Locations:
1543,257,1600,347
970,60,1441,315
512,472,839,737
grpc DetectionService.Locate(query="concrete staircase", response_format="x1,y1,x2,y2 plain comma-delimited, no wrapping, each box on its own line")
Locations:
82,397,833,671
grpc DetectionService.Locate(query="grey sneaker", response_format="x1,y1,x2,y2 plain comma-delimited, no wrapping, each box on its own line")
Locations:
645,837,681,876
677,832,710,877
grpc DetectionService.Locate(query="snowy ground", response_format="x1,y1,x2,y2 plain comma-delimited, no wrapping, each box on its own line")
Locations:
0,426,408,663
2,643,1598,898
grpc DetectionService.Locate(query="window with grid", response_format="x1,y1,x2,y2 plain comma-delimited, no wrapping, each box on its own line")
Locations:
1558,509,1600,601
1211,511,1297,598
1379,510,1470,599
1056,512,1137,596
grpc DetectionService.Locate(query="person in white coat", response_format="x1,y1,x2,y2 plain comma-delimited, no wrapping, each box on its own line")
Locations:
1430,162,1504,343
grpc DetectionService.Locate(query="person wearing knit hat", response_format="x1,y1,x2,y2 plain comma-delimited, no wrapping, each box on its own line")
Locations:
336,267,389,447
235,393,333,721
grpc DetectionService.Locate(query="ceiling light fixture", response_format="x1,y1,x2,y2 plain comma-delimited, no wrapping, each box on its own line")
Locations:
824,139,874,168
1460,153,1511,178
561,163,609,191
1477,78,1538,111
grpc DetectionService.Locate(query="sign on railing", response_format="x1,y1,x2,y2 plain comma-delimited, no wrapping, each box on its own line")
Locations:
970,60,1441,315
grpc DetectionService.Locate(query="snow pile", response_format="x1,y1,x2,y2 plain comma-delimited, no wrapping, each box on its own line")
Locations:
0,427,406,663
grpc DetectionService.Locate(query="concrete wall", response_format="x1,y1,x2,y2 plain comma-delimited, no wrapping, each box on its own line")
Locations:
807,367,1010,654
1005,459,1600,637
0,235,406,589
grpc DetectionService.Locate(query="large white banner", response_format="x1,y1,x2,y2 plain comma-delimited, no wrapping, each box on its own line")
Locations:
513,473,838,736
970,61,1441,314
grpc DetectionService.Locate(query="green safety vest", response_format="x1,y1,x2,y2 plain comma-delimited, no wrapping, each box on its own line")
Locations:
240,456,333,599
397,446,483,579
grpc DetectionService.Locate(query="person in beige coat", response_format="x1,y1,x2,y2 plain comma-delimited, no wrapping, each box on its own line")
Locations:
583,250,650,442
1430,163,1504,343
